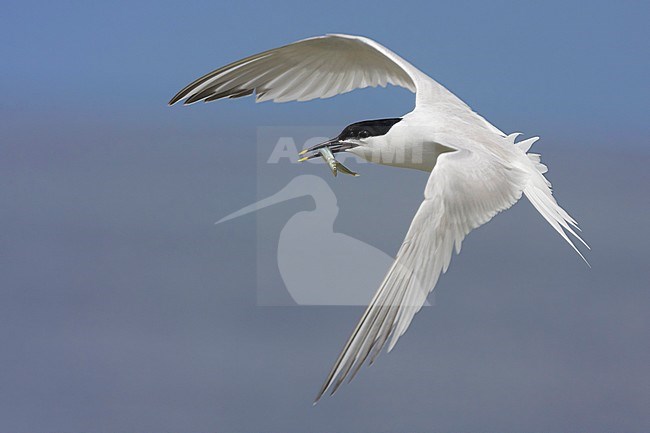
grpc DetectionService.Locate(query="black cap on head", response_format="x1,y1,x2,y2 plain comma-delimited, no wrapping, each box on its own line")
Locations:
338,118,402,140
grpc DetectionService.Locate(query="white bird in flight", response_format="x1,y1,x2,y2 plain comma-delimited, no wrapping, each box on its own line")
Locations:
169,34,589,403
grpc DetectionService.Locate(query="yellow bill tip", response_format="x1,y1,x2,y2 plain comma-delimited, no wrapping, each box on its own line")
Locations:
298,156,309,162
298,149,308,156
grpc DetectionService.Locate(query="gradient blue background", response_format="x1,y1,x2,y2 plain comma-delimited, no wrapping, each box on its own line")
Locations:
2,1,649,432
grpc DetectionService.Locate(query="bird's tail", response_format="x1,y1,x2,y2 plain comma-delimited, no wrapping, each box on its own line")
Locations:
513,135,590,265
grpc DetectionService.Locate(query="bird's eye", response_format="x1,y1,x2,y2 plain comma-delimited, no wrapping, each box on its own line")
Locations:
359,130,370,138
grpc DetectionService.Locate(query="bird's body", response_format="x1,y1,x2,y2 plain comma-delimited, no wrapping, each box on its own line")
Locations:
169,34,588,403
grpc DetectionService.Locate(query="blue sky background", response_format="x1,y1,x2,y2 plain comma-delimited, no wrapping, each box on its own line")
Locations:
1,1,649,432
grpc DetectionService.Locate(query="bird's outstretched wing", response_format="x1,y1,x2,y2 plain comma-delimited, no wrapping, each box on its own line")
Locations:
168,34,451,106
169,34,504,135
314,136,532,403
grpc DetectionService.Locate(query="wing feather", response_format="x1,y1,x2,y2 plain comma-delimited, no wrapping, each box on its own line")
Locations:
169,34,507,137
169,34,430,105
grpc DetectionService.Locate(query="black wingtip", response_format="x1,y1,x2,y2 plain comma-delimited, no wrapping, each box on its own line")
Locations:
168,94,184,106
168,87,193,106
313,384,328,405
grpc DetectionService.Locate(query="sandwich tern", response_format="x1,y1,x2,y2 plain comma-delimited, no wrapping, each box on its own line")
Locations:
169,34,589,403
